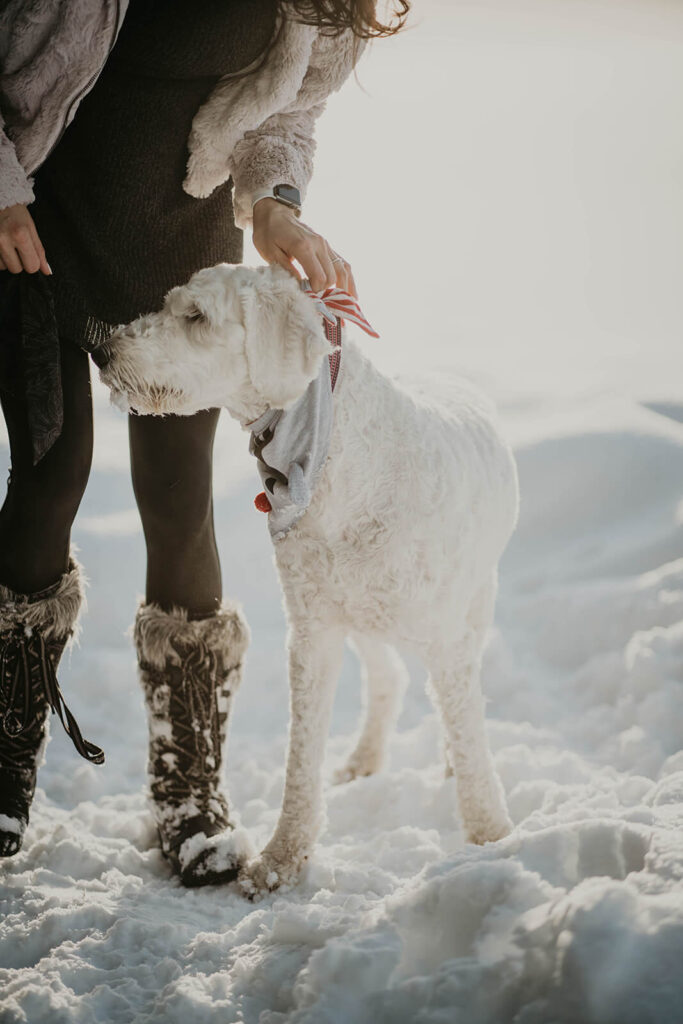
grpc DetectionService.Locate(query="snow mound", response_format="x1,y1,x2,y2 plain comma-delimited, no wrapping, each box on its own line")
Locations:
1,392,683,1023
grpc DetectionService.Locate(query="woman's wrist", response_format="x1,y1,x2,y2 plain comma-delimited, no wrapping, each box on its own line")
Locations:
252,196,282,214
252,197,299,233
252,196,297,218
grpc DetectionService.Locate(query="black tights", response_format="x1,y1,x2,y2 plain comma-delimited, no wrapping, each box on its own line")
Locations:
0,328,222,616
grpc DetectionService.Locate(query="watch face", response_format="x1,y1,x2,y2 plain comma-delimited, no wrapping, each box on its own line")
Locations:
274,184,301,206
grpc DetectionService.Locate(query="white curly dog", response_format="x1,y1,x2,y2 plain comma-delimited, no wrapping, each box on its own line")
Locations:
100,262,519,897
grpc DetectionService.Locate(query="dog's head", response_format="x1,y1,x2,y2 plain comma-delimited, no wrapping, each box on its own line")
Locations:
99,263,331,423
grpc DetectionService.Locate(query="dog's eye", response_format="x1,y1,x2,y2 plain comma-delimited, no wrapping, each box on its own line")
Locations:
185,306,207,324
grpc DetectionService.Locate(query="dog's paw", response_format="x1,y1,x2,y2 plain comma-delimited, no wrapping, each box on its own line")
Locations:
465,813,513,846
332,751,383,785
238,854,300,901
332,765,356,786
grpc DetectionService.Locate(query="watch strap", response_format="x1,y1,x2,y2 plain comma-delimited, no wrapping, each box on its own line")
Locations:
251,184,302,217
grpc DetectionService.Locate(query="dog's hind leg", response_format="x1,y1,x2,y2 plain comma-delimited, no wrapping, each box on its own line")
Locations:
333,634,409,784
422,577,512,845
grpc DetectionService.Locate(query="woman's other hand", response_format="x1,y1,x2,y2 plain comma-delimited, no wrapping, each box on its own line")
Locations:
252,198,357,297
0,204,51,275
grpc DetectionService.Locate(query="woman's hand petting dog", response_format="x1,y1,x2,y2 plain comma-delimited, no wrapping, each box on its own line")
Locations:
252,197,357,297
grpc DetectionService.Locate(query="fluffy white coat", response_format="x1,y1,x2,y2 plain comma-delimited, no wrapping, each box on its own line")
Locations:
100,263,520,896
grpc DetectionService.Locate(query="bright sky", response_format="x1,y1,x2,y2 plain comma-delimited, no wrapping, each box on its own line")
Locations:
244,0,683,401
4,0,680,475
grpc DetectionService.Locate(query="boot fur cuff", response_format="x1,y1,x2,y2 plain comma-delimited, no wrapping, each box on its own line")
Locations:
0,557,86,644
133,599,251,672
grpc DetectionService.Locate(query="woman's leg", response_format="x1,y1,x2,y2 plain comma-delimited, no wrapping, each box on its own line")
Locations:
128,407,222,616
129,408,253,886
0,310,96,857
0,330,93,593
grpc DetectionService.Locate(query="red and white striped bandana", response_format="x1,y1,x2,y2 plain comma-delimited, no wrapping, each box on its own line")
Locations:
300,280,379,392
302,283,380,339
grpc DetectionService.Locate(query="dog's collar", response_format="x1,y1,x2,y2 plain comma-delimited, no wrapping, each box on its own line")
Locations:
246,406,280,435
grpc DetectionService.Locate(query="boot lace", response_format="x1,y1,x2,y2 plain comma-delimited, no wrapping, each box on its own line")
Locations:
0,629,105,766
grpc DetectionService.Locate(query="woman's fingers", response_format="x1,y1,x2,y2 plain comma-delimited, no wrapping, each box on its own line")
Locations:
314,248,337,292
345,264,359,299
14,225,40,273
27,219,51,275
287,232,333,292
270,247,301,281
328,250,358,298
252,201,358,296
0,203,51,275
0,237,23,274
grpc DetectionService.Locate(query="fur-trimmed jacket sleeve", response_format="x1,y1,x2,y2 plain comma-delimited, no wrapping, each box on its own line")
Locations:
0,3,33,209
0,111,35,210
0,0,369,225
0,0,126,212
224,103,327,231
183,21,368,229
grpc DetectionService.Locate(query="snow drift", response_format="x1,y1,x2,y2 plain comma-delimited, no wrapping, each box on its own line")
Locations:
1,389,683,1024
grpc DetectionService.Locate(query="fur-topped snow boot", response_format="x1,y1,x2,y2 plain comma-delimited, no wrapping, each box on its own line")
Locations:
134,599,254,887
0,558,105,857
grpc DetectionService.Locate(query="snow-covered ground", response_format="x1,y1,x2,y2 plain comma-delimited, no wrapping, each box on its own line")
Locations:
2,2,683,1022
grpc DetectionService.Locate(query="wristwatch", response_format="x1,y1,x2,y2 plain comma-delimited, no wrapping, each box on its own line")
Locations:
251,183,302,217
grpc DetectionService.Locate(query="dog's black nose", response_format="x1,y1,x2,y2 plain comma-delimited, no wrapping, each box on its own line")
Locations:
90,343,113,369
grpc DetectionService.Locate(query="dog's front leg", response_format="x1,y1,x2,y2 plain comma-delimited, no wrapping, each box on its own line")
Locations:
239,625,345,898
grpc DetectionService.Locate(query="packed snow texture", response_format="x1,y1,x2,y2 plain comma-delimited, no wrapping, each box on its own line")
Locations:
2,0,683,1021
2,391,683,1024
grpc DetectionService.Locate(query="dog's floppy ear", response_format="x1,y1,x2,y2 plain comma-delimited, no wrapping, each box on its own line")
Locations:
239,266,331,410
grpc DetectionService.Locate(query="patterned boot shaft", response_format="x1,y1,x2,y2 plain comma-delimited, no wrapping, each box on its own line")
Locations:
134,600,252,886
0,559,104,857
140,639,241,840
1,631,66,801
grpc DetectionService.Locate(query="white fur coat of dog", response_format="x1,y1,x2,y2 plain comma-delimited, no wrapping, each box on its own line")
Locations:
100,263,520,897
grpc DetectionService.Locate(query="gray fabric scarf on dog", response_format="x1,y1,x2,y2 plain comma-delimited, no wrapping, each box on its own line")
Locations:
248,278,378,541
